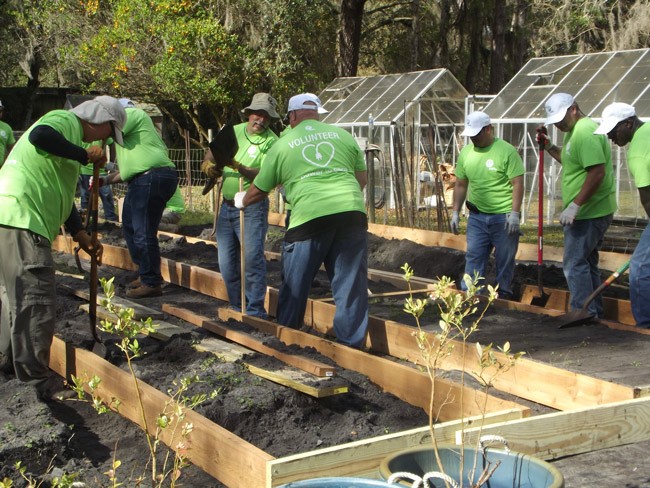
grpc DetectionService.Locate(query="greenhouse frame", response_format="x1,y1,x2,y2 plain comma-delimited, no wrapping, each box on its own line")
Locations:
319,69,468,227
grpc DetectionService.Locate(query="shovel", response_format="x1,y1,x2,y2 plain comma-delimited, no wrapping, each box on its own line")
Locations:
558,259,630,329
202,124,238,195
531,127,550,306
88,160,107,356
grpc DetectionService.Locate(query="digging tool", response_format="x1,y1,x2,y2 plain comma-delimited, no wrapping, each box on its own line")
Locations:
531,126,550,307
202,124,238,195
558,259,631,329
209,178,223,239
239,178,246,316
88,160,107,356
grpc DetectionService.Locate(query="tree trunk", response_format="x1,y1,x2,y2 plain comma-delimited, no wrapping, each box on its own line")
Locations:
489,0,506,92
336,0,367,77
410,0,420,70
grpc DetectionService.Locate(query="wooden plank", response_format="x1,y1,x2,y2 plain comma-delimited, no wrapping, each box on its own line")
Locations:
195,338,348,398
266,409,525,486
520,284,635,325
78,304,181,341
61,283,165,320
162,304,336,378
214,308,529,421
459,396,650,461
48,336,273,488
295,291,634,411
363,218,631,271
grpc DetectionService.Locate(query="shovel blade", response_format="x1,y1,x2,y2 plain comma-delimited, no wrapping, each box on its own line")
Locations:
557,309,595,329
92,339,108,358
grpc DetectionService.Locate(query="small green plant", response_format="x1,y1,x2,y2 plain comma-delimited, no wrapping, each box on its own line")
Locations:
8,460,79,488
401,264,524,488
68,276,217,487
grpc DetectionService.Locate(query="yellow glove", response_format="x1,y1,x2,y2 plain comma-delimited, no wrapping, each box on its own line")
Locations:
201,160,222,179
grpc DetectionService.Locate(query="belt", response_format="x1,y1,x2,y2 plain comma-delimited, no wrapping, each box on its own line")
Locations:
222,198,236,207
466,201,500,215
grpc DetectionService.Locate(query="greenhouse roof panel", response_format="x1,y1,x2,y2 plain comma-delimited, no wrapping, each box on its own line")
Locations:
320,69,468,125
485,49,650,121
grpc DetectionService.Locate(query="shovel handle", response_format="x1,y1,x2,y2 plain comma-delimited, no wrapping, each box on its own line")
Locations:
89,159,101,343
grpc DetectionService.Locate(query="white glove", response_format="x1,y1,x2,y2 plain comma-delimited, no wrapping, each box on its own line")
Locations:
89,176,107,191
234,191,246,209
451,210,460,235
505,211,520,235
559,202,580,225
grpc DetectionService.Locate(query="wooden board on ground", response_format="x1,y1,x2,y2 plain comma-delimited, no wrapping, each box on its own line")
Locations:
59,282,165,320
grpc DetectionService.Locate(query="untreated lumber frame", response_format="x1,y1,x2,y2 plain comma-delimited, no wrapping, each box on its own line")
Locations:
51,235,650,486
162,304,336,377
169,305,527,420
54,236,635,410
48,336,272,488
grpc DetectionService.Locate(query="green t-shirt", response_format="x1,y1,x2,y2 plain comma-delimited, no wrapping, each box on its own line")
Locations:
0,110,84,241
454,137,524,214
221,122,278,199
165,186,185,213
627,122,650,189
560,117,616,219
0,120,16,166
114,108,175,181
253,119,367,229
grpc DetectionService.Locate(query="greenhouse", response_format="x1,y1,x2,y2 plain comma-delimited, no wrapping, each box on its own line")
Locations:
319,69,468,228
480,48,650,224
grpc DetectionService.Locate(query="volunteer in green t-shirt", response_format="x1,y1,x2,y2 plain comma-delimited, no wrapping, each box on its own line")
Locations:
0,96,126,402
201,93,280,318
595,102,650,327
159,186,185,232
542,93,617,318
451,111,524,300
235,93,369,348
92,100,178,299
0,100,16,166
78,141,118,221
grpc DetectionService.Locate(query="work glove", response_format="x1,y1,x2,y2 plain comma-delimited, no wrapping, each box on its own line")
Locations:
201,159,223,179
234,191,246,209
85,145,107,167
73,230,103,265
505,211,521,235
559,201,580,226
536,125,551,150
451,210,460,235
88,176,107,192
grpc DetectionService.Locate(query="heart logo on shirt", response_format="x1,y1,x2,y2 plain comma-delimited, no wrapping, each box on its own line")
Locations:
302,142,335,168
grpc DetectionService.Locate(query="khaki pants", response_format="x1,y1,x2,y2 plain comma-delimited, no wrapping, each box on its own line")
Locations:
0,226,56,392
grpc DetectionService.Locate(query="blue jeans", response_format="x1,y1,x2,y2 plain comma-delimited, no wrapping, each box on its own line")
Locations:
563,214,613,317
78,174,118,221
278,224,368,348
217,198,269,317
122,168,178,287
630,222,650,328
462,211,519,298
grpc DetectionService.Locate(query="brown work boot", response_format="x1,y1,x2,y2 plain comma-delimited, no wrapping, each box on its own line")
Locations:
127,277,141,289
126,284,162,299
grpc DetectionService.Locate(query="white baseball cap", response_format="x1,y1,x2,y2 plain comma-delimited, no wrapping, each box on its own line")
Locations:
287,93,328,114
544,93,575,125
594,102,636,134
461,111,491,137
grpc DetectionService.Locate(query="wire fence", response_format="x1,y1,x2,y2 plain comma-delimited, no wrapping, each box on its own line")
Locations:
111,148,216,213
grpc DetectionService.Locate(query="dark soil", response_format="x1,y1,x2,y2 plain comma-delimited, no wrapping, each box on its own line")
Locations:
0,221,648,488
